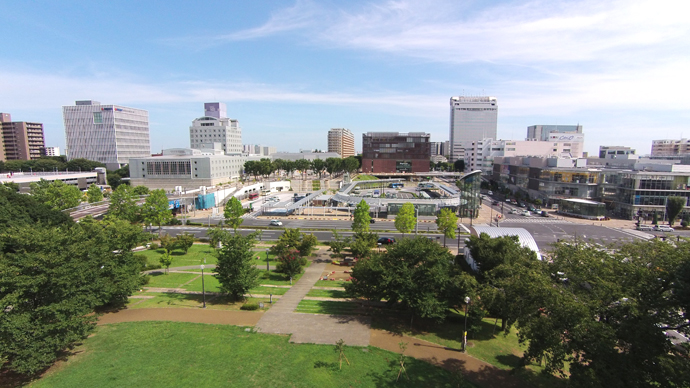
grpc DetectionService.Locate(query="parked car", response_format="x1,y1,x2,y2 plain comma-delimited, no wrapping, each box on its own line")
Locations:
487,190,493,196
269,220,283,226
521,210,531,217
491,200,500,206
369,219,376,224
654,225,674,232
377,237,396,245
505,198,512,203
637,224,654,231
540,211,550,217
510,209,520,214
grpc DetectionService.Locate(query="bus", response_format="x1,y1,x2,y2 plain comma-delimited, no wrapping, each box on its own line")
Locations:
248,192,259,200
390,182,404,189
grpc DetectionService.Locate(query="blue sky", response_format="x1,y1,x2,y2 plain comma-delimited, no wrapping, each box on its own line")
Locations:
1,0,688,156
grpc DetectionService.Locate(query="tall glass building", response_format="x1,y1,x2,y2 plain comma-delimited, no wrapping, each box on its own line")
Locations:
63,100,150,170
449,96,497,163
457,170,482,218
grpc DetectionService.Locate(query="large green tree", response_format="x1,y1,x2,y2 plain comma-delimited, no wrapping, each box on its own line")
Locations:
30,179,82,211
394,203,417,236
214,231,261,299
325,158,342,176
86,183,104,203
224,196,245,231
108,184,140,222
666,196,686,226
513,240,690,386
311,159,326,178
142,189,172,235
346,236,475,321
435,208,458,247
352,199,371,233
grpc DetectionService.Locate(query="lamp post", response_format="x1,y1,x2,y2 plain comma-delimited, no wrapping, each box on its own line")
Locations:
201,258,207,308
463,296,470,352
266,248,270,271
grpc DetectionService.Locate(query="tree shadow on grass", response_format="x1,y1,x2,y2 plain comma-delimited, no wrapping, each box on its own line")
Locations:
313,360,339,371
364,356,462,387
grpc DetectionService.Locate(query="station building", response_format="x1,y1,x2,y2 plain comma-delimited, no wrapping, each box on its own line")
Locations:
361,132,430,174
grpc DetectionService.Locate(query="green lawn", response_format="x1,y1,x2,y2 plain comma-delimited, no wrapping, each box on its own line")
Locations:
248,286,290,296
182,274,221,293
306,289,349,298
145,272,198,289
315,280,348,287
138,244,217,268
256,270,304,286
295,300,361,315
128,293,271,311
29,322,463,388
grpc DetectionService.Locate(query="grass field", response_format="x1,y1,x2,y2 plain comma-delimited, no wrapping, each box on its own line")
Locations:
306,289,349,298
137,244,217,267
295,300,361,315
314,280,348,287
146,272,198,289
353,174,377,181
127,293,271,311
29,322,464,388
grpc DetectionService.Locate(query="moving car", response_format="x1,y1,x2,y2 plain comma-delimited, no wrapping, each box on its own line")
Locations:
637,224,654,231
369,219,376,223
654,225,674,232
269,220,283,226
487,190,493,196
491,200,500,206
521,210,531,217
377,237,396,245
540,211,550,217
510,209,520,214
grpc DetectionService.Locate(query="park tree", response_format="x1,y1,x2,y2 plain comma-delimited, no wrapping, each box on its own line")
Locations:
394,203,417,236
435,208,458,247
327,230,351,258
270,228,304,257
159,252,174,274
142,189,172,235
666,196,686,226
214,231,261,299
0,218,145,374
175,232,195,254
0,187,74,228
297,233,318,257
224,196,245,231
352,199,371,233
512,240,690,387
159,234,177,255
109,184,140,222
276,250,305,279
347,237,473,322
30,179,82,211
294,158,311,179
349,231,379,259
106,165,130,189
207,225,225,249
342,156,360,174
86,183,104,203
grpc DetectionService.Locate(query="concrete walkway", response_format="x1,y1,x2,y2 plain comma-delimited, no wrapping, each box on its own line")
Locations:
255,260,372,346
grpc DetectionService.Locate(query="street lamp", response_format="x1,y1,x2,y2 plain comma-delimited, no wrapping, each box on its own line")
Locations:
201,258,207,308
266,248,270,272
463,296,470,352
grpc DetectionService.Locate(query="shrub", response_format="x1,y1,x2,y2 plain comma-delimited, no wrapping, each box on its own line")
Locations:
141,274,151,285
167,218,182,226
682,220,689,228
240,303,260,311
186,221,203,226
149,243,159,250
262,271,271,279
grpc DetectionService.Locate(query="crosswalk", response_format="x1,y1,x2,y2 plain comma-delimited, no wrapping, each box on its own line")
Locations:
498,218,572,224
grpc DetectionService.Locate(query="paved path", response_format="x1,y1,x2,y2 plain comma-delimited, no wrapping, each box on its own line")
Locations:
370,329,522,388
255,260,372,346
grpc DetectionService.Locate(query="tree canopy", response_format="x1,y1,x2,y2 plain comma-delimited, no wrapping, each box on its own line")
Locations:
394,203,417,235
141,189,172,234
224,196,245,230
352,200,371,233
108,184,140,222
214,230,261,299
666,196,686,226
435,208,458,247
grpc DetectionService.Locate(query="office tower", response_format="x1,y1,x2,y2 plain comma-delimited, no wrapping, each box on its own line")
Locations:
449,96,498,161
0,112,46,161
63,100,150,170
328,128,355,158
651,139,690,156
362,132,430,173
190,102,242,155
527,125,583,141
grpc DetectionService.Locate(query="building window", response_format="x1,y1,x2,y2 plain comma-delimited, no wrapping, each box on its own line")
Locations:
93,112,103,124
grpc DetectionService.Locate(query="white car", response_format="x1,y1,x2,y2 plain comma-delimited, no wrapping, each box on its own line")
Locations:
654,225,674,232
510,209,520,214
269,220,283,226
521,210,531,217
637,224,654,231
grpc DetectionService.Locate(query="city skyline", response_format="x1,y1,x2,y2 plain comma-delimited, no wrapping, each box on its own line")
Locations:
1,0,688,156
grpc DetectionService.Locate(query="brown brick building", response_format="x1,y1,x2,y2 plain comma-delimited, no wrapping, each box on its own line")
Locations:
1,113,46,161
362,132,430,173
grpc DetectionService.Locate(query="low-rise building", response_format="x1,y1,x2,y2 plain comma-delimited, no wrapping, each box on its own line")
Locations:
129,147,245,190
362,132,430,173
651,139,690,156
599,146,636,159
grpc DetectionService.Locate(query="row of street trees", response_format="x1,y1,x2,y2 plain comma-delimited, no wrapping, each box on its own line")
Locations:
243,157,360,180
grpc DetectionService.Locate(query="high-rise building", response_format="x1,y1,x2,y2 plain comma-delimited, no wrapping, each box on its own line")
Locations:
362,132,430,173
328,128,355,158
449,96,498,162
651,139,690,156
63,100,150,170
527,125,583,142
1,112,46,161
189,102,242,155
43,146,61,156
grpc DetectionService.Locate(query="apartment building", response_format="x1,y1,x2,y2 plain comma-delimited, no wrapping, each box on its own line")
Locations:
0,113,46,161
327,128,355,158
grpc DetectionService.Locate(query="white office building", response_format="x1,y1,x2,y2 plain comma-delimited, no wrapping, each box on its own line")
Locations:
449,96,498,162
63,100,150,170
43,146,60,156
190,103,242,155
527,125,583,142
